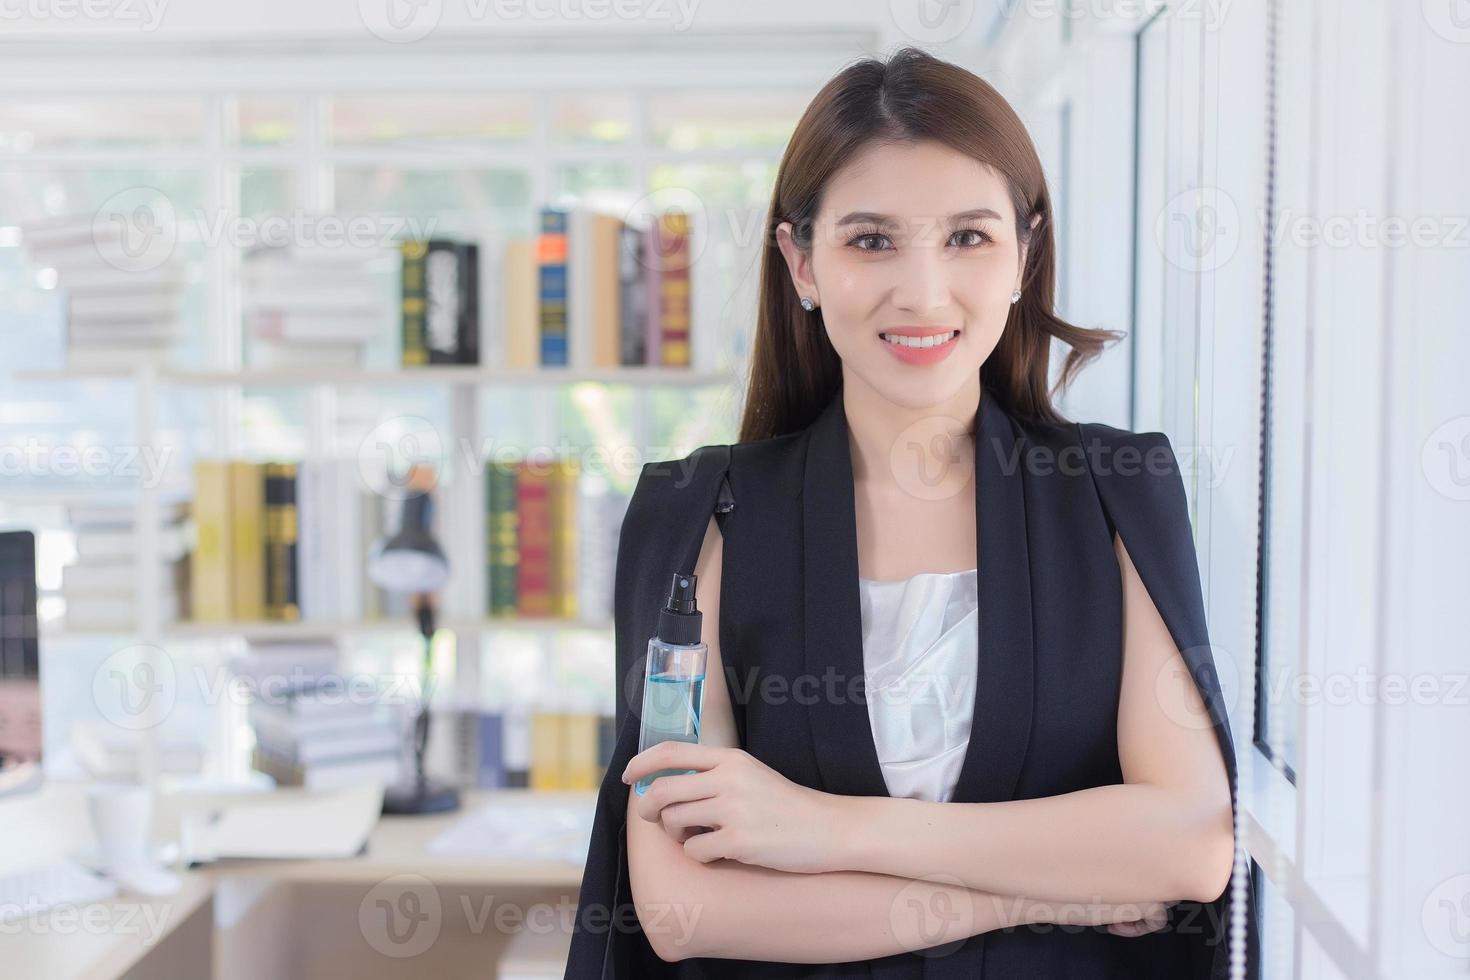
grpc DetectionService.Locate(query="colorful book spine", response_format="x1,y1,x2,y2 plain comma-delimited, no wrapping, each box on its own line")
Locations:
515,460,552,617
656,211,692,366
264,463,301,622
485,460,520,617
528,699,604,791
501,238,538,370
549,457,579,620
502,704,530,789
617,221,648,366
561,706,600,790
459,241,480,365
537,208,569,366
400,240,429,366
529,702,564,790
642,223,662,366
190,460,234,621
474,710,505,789
228,461,264,621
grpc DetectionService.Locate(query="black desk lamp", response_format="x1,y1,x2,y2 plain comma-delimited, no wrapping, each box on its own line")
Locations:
367,473,461,815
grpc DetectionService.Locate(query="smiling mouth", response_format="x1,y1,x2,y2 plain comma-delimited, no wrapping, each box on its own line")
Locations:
878,330,961,349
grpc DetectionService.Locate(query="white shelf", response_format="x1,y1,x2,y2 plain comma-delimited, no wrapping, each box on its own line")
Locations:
44,615,615,640
18,365,732,388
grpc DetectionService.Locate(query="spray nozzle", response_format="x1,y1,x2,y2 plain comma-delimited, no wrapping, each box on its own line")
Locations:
656,571,703,646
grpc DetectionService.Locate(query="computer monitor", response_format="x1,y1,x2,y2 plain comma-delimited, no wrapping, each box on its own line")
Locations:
0,530,41,796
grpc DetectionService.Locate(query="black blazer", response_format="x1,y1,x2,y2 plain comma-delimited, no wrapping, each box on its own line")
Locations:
565,385,1261,979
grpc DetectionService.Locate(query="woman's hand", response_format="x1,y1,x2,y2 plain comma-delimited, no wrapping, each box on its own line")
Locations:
622,741,843,874
1105,901,1175,937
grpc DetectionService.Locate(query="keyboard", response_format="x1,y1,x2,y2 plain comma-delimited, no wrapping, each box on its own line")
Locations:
0,858,118,923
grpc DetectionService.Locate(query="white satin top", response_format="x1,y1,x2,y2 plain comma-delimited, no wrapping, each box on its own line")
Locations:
858,567,979,803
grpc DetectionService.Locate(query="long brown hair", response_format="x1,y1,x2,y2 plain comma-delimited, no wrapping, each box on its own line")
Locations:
738,46,1122,443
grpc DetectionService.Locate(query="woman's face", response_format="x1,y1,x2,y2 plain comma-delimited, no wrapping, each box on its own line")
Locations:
776,139,1031,411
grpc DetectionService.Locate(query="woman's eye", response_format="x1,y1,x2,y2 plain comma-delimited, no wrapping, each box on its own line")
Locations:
851,233,891,251
952,228,992,248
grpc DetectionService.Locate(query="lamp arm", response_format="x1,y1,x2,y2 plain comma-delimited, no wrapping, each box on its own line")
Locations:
410,592,436,787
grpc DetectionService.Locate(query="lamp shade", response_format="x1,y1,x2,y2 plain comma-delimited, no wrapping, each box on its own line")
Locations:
367,491,449,594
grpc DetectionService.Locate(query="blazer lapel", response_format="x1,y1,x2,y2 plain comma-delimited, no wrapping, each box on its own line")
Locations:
802,391,890,797
951,388,1035,804
800,386,1035,804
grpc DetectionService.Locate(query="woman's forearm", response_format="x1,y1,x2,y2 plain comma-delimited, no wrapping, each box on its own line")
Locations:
639,855,1005,963
645,860,1163,963
832,783,1235,907
629,802,1161,963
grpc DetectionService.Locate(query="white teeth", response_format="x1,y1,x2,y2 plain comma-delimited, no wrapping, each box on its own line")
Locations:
880,330,959,349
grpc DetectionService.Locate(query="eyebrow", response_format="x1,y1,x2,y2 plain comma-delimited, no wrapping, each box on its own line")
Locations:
834,208,1005,228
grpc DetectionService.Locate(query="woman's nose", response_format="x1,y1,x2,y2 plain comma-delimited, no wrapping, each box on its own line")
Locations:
890,245,953,316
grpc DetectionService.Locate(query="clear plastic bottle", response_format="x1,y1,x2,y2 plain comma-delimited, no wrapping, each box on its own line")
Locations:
634,572,707,796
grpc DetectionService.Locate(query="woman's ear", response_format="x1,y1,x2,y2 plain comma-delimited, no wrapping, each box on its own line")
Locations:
1016,212,1042,289
775,220,819,307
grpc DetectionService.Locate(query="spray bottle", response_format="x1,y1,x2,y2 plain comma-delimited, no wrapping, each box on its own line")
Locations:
633,571,707,796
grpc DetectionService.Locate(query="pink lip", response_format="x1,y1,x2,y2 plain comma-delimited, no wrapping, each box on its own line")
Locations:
879,328,960,366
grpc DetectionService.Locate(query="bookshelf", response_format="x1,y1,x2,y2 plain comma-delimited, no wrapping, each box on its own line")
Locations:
38,358,727,791
0,34,873,795
17,365,730,387
49,615,615,641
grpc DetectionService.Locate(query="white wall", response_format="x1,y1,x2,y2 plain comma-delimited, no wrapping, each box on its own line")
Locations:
988,1,1470,978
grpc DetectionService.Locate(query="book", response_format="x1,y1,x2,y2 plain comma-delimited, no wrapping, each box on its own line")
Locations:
230,639,340,698
255,724,400,766
263,463,300,621
617,221,649,366
64,497,191,630
654,210,693,366
423,239,480,364
548,457,579,619
462,241,481,365
71,719,204,779
536,208,569,366
567,206,624,369
72,525,187,562
514,460,553,617
501,237,538,370
190,461,235,621
643,222,663,365
228,461,265,621
400,240,429,366
485,460,520,617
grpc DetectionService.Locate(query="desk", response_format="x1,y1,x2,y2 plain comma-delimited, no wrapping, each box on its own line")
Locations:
4,874,213,980
0,780,594,980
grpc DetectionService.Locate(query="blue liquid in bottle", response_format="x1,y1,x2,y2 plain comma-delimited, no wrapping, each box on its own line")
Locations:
635,673,705,796
634,572,708,796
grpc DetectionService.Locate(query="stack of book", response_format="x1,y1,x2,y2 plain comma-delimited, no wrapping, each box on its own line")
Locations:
244,238,393,368
190,458,401,624
62,498,190,630
428,697,616,792
21,210,189,369
484,456,628,622
70,718,205,779
238,641,405,791
500,205,696,370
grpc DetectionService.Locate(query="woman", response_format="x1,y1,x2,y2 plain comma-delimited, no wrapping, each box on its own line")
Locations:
565,47,1259,979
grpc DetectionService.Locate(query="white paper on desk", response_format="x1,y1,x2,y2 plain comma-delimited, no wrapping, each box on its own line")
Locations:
191,784,384,862
426,798,594,864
